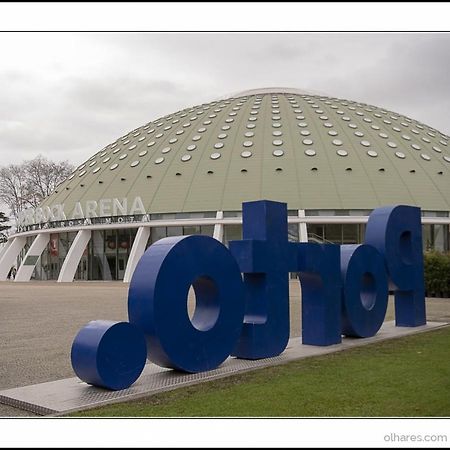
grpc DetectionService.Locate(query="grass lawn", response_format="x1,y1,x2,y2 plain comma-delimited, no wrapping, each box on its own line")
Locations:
72,326,450,417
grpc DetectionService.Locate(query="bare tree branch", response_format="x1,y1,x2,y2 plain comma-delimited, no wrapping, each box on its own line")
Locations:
0,155,74,220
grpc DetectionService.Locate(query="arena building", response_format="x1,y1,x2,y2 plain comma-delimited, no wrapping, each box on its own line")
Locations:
0,87,449,282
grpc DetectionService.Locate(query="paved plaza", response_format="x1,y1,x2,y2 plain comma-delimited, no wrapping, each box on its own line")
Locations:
0,281,449,416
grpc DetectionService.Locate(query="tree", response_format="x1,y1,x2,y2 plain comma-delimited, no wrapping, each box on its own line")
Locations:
0,211,10,243
0,155,74,221
23,155,74,208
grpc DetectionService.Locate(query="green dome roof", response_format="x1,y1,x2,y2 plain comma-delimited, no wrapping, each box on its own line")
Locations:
41,89,450,216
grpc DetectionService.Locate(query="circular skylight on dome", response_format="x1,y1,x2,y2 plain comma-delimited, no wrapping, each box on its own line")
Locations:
155,157,164,164
241,151,252,158
273,149,284,157
210,152,221,160
305,149,316,156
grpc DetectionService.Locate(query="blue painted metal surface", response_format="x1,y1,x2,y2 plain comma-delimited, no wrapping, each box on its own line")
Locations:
364,205,426,327
340,244,389,337
71,320,147,390
297,243,342,346
229,200,298,359
70,200,428,390
128,235,245,373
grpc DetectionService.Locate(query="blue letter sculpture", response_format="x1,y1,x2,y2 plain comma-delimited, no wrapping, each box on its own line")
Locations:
71,320,147,390
229,200,297,359
340,244,389,337
128,235,244,373
297,243,342,346
364,205,426,326
71,201,427,390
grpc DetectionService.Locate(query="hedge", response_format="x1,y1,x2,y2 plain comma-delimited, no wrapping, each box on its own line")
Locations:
423,251,450,298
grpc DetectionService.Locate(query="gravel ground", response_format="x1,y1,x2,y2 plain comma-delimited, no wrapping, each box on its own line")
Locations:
0,280,448,417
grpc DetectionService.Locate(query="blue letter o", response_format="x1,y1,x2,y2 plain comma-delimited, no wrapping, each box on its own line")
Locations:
128,235,245,373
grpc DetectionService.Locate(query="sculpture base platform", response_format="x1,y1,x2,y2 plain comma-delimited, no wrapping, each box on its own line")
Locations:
0,321,447,416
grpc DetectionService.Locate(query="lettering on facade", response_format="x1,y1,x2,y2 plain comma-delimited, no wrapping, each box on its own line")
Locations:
17,196,146,226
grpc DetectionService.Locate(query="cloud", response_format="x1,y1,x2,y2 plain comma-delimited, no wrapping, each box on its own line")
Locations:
0,32,448,168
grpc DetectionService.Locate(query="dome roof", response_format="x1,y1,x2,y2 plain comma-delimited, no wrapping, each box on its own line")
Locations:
41,89,450,217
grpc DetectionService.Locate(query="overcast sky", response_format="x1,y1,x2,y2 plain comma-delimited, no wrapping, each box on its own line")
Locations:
0,32,449,167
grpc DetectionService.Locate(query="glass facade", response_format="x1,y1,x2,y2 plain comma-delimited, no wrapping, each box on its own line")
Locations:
31,232,78,280
31,229,137,280
308,224,366,245
87,229,137,280
147,225,214,247
423,224,449,252
223,224,242,247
